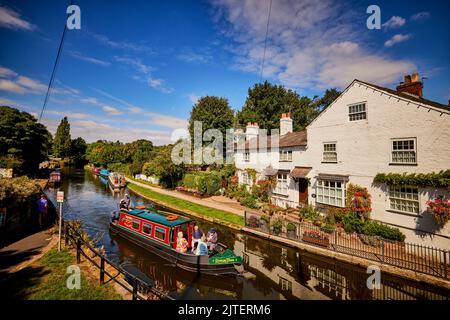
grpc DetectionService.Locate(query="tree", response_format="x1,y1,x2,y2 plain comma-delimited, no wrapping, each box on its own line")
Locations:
237,82,340,132
70,137,87,167
188,96,234,142
143,145,185,188
53,117,72,158
0,106,52,175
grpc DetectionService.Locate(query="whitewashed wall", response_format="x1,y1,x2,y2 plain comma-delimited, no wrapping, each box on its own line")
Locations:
298,81,450,248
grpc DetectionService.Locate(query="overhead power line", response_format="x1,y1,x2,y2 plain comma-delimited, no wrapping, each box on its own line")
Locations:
39,0,73,122
259,0,273,83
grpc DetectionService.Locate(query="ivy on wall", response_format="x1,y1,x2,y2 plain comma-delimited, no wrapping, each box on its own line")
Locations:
373,170,450,189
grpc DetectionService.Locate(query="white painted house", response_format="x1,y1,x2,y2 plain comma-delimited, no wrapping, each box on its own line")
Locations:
297,74,450,248
235,73,450,248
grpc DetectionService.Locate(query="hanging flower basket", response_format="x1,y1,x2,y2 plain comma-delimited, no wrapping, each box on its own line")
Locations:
427,197,450,226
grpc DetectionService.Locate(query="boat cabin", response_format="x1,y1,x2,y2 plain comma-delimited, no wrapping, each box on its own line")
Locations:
115,208,194,250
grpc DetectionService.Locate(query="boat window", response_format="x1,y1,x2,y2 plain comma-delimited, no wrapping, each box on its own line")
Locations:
142,223,152,235
154,226,166,241
132,219,140,230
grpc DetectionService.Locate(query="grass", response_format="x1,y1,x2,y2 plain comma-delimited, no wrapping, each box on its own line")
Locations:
22,248,121,300
127,182,245,227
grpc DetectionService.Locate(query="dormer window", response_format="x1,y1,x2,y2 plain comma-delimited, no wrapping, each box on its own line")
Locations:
348,103,367,121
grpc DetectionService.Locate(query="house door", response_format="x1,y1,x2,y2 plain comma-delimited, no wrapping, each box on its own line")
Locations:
298,179,308,205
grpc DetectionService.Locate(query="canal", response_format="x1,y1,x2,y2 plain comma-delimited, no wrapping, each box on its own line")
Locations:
45,169,449,300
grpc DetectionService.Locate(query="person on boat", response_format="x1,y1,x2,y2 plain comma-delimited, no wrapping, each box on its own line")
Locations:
206,227,218,251
195,235,209,256
191,225,203,253
119,194,131,210
176,231,188,253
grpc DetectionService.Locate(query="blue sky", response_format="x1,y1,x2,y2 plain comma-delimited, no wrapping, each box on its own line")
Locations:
0,0,449,144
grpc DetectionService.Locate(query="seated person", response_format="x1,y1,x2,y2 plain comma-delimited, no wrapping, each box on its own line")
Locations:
206,227,218,251
119,194,131,210
176,231,188,254
195,235,209,256
191,225,203,253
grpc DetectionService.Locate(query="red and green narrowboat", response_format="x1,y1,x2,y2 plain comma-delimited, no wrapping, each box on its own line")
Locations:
109,208,243,275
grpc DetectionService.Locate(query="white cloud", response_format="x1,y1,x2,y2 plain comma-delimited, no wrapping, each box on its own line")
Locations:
411,12,430,22
177,51,211,64
0,79,25,93
147,78,174,93
146,112,188,130
188,94,200,104
0,97,17,105
69,51,110,66
102,105,122,115
0,6,35,31
16,76,47,92
211,0,415,90
382,16,406,29
114,56,152,74
0,66,18,78
46,109,90,119
91,33,154,53
384,34,412,48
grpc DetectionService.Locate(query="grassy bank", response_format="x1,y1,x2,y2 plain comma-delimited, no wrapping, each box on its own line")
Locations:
127,182,244,227
2,248,121,300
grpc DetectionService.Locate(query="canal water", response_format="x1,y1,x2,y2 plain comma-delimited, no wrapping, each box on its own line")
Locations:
45,169,449,300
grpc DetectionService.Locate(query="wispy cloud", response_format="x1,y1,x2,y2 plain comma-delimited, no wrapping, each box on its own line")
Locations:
188,93,200,104
384,34,412,47
0,66,47,94
382,16,406,30
211,0,415,89
410,12,430,22
177,51,211,64
102,105,123,115
91,33,154,54
113,56,152,74
69,51,110,66
147,78,173,93
0,6,35,31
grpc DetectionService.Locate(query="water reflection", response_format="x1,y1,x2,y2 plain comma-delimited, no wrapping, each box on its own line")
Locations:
45,169,449,300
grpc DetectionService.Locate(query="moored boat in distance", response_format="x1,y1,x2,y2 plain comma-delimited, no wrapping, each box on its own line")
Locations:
109,208,243,275
48,169,61,186
92,167,100,175
108,172,126,192
99,168,110,179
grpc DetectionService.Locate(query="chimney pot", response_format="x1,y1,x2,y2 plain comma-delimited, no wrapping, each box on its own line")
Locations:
397,72,423,98
411,72,419,83
404,75,412,84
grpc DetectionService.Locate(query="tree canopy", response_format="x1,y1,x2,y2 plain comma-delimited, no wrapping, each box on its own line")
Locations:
237,81,341,132
0,106,52,175
70,137,87,167
188,96,234,142
53,117,72,158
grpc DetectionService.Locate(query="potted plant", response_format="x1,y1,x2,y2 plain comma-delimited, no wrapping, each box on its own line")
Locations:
427,197,450,226
286,222,297,238
271,219,283,235
260,215,270,231
302,229,330,247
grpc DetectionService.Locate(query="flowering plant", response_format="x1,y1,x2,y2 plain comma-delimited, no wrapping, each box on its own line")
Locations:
426,197,450,226
351,188,372,219
303,229,328,240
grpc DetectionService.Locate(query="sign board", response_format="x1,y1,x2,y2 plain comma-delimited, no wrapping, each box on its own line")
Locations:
57,191,64,203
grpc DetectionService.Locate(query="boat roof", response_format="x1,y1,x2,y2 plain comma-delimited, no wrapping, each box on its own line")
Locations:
123,208,192,227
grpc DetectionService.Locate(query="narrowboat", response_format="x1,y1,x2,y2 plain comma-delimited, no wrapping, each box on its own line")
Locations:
99,168,110,179
48,169,61,186
108,172,126,192
109,208,243,275
92,167,100,175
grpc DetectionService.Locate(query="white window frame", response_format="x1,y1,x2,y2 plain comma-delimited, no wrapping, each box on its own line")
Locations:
391,138,417,164
348,102,367,121
243,151,250,162
322,142,337,163
316,179,345,207
279,149,293,162
241,172,252,186
388,186,420,215
274,173,289,195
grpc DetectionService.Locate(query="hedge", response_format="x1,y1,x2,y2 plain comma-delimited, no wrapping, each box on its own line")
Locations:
373,170,450,189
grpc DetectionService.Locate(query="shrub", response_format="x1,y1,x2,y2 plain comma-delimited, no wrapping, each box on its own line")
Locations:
194,175,207,194
182,174,197,189
271,219,283,234
240,194,258,209
299,204,320,221
343,212,365,234
205,173,222,195
260,215,270,224
362,221,405,242
286,222,296,231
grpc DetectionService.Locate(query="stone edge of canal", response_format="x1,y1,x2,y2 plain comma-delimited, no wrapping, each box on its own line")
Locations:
126,183,450,291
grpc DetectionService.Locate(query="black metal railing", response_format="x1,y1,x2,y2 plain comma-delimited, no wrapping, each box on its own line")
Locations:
244,210,449,280
64,222,175,300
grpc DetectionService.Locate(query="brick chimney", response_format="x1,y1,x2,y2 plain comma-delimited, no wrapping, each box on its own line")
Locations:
280,112,293,136
245,122,259,141
396,72,423,98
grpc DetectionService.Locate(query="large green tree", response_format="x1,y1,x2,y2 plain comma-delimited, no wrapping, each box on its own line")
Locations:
70,137,87,167
237,81,340,132
188,96,234,142
142,144,185,188
0,106,52,175
53,117,72,158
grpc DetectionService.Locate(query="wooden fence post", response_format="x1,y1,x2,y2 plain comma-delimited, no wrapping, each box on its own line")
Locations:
76,239,81,264
244,211,247,227
334,230,337,251
381,239,385,262
100,257,105,285
444,250,448,280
